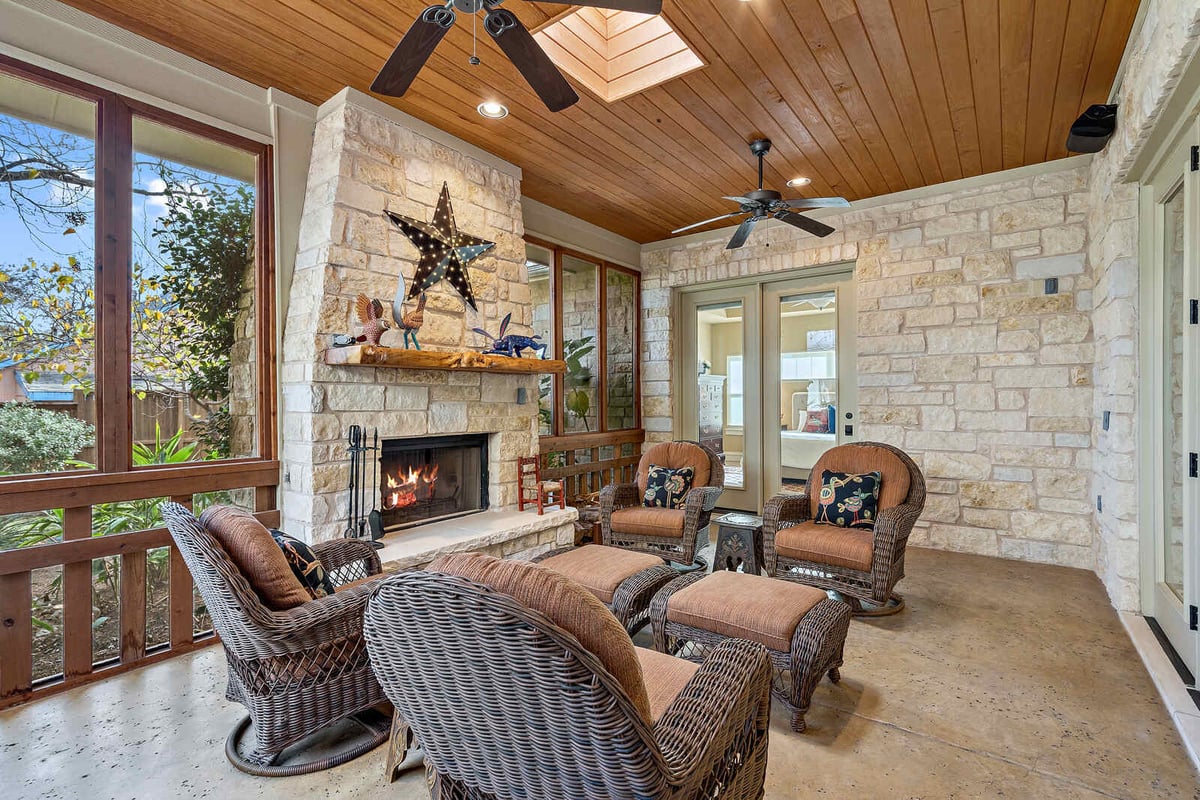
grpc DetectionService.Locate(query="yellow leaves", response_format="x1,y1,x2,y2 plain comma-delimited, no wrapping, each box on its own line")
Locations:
0,271,8,283
63,228,76,235
67,256,78,268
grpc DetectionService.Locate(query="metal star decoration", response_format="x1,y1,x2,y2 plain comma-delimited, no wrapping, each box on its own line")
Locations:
384,182,494,312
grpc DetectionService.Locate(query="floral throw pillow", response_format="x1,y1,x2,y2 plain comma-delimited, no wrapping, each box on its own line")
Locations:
813,470,882,530
643,465,695,509
270,529,336,599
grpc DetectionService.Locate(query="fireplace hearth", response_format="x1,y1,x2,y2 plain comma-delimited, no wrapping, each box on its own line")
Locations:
379,433,489,531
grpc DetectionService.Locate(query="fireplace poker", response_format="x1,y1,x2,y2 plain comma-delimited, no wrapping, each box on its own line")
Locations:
368,428,384,543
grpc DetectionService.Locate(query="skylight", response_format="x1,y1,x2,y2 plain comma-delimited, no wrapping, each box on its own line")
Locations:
533,8,704,103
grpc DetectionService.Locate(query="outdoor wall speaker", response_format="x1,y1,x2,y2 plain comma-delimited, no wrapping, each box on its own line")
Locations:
1066,104,1118,154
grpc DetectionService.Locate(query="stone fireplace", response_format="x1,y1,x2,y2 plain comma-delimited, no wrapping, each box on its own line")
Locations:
279,88,574,555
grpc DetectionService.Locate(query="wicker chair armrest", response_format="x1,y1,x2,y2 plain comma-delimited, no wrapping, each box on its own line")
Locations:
871,502,922,558
685,485,724,513
311,538,382,578
256,578,383,641
600,482,641,514
530,546,575,564
654,638,772,785
762,492,809,575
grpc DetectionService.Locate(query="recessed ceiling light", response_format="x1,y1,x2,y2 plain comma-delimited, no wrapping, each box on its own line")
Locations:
787,177,812,187
477,101,509,119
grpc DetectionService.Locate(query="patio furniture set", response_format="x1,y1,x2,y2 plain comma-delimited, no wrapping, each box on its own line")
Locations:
162,439,925,798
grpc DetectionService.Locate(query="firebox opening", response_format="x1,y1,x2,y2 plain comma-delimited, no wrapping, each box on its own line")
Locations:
380,433,489,531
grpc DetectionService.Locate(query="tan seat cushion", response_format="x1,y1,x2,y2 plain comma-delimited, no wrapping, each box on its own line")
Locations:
637,442,712,495
667,571,826,653
776,520,874,571
610,506,687,538
811,445,911,511
198,506,311,611
636,646,699,723
428,552,653,724
539,545,665,604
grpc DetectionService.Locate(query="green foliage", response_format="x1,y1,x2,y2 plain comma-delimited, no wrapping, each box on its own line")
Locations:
562,335,596,432
0,402,93,475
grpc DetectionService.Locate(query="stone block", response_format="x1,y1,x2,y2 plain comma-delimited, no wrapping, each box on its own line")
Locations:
1028,387,1092,417
923,451,992,479
1010,511,1093,545
1014,253,1085,279
960,481,1036,510
992,197,1064,233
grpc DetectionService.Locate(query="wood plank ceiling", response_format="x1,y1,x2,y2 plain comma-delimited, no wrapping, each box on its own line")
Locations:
60,0,1141,243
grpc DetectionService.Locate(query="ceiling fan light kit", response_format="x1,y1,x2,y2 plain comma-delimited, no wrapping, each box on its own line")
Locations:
673,138,851,249
371,0,664,113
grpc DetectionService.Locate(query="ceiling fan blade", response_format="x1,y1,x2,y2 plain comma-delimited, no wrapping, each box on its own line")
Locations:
722,196,755,204
485,9,579,112
370,5,456,97
784,196,851,209
774,210,836,238
526,0,663,12
726,217,761,250
671,212,745,234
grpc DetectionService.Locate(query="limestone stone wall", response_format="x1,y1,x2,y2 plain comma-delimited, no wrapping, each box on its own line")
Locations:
642,158,1098,570
1086,0,1200,610
280,92,538,543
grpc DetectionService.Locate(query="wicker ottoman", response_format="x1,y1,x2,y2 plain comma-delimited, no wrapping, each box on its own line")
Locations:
534,544,677,633
651,570,851,732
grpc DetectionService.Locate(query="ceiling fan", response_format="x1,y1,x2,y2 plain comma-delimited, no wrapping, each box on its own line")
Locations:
371,0,664,113
673,138,851,250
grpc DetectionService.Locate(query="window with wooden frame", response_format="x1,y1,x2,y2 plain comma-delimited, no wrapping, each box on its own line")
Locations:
525,237,640,439
0,54,278,708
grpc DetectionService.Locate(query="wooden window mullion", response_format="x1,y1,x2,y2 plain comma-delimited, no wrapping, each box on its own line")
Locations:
94,97,134,474
597,264,609,433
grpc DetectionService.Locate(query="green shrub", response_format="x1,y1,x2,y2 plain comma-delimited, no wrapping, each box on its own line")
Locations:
0,401,93,475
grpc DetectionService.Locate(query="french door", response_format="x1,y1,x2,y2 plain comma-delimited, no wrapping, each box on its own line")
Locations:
679,267,857,512
1145,119,1199,673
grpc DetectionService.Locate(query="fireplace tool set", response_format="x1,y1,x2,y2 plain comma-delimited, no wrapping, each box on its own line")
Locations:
346,425,384,549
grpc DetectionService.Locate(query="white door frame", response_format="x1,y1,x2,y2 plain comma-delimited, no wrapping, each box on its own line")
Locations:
1139,116,1200,673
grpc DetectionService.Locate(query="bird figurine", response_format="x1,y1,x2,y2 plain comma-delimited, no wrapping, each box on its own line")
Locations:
354,294,390,346
391,270,426,350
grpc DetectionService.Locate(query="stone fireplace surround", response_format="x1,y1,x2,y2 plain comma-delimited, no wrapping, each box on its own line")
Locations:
279,89,574,561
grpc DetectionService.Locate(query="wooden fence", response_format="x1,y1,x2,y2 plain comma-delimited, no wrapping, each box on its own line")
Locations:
0,460,278,710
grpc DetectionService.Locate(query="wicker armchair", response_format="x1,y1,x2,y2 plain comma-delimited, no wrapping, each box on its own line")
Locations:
600,440,725,566
363,566,772,800
161,502,390,775
763,442,926,616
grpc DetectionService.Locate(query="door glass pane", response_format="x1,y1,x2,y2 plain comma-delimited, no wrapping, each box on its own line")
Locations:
779,291,838,493
527,243,554,435
697,301,743,488
131,117,258,464
606,269,637,430
1164,184,1185,601
0,74,97,477
561,255,598,434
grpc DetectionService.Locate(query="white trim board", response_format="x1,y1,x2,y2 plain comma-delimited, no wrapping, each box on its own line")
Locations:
522,197,642,270
641,153,1096,253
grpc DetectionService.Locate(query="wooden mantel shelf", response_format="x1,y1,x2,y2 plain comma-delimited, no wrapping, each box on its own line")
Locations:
325,345,566,374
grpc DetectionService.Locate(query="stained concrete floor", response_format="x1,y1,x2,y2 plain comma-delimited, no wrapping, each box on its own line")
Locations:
3,547,1198,799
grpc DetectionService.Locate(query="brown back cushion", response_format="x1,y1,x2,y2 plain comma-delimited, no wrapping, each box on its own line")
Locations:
428,552,653,724
811,445,911,511
198,506,311,610
637,442,712,495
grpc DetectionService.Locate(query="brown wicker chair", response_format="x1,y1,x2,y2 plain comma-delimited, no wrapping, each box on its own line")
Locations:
600,440,725,566
762,442,926,616
363,566,772,800
161,502,390,775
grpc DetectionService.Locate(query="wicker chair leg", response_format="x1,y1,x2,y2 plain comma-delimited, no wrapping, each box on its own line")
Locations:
386,714,425,782
789,708,808,733
828,667,841,683
224,712,389,777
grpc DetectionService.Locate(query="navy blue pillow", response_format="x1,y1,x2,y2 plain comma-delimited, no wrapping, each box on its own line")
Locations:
270,529,336,599
643,464,695,509
813,471,881,530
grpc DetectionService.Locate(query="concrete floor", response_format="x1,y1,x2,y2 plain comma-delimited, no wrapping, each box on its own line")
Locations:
3,547,1198,799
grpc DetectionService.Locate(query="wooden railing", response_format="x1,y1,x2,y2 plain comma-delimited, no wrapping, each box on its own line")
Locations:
539,429,645,504
0,460,279,710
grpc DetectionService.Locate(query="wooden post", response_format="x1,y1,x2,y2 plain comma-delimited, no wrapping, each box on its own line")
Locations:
168,495,193,649
63,507,94,679
0,573,33,700
119,551,147,664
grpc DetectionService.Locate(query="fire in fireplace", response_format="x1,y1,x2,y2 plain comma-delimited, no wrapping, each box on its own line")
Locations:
379,434,488,530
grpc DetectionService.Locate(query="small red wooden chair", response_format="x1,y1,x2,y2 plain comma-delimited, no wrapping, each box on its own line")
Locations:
517,456,563,515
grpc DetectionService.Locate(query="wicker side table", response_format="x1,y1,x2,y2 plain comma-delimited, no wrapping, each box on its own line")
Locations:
651,570,851,732
714,512,764,574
